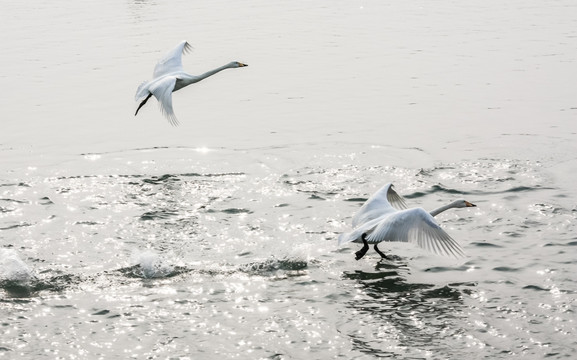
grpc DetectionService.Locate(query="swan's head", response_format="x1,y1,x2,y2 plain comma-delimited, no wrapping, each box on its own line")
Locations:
229,61,248,68
453,199,476,208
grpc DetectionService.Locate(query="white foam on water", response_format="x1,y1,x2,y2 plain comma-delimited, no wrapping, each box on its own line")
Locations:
132,250,174,279
0,249,33,286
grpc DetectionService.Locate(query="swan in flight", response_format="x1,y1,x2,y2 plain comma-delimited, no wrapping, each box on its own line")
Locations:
338,183,476,260
135,41,247,125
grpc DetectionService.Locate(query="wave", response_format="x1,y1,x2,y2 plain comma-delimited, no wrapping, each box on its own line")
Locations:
239,256,308,275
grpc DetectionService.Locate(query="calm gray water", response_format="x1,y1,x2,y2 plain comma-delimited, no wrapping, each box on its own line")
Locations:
1,0,576,359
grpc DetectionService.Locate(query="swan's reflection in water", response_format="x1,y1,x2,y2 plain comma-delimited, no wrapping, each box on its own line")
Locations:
341,259,475,357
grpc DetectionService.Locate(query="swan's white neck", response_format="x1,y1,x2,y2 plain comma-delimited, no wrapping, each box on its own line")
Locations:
197,63,235,81
429,201,459,217
176,63,235,91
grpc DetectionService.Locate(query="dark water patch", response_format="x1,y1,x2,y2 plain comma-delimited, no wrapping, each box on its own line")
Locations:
0,222,34,231
342,262,469,358
343,270,434,295
471,241,503,248
205,208,253,215
139,210,178,221
344,197,367,202
0,280,34,298
38,196,54,205
274,203,289,208
0,182,30,188
422,285,464,300
240,257,308,275
34,274,84,292
91,309,110,316
0,198,29,204
403,191,428,199
502,231,523,238
74,221,103,226
523,285,549,292
1,273,84,297
408,183,551,198
142,174,179,185
221,208,253,214
448,281,477,296
181,172,245,178
308,194,325,200
429,184,469,195
493,266,521,272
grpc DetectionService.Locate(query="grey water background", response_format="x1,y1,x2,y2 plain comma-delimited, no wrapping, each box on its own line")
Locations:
1,0,576,358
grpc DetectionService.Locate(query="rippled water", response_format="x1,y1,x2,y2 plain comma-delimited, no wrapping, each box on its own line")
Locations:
2,0,576,359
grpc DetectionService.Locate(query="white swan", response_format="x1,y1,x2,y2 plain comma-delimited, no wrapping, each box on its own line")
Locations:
338,183,476,260
135,40,247,126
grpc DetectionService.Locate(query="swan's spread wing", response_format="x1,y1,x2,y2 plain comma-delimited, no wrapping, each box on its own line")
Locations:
153,41,192,78
365,208,466,258
135,81,150,102
352,183,408,228
149,77,179,126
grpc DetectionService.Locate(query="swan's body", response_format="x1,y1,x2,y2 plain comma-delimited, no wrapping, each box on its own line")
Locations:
135,41,247,126
338,183,476,260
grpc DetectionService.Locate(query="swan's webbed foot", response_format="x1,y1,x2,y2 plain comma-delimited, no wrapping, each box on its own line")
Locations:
355,234,370,260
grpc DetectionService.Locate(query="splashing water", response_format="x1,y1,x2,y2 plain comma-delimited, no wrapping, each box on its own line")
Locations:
132,250,175,279
0,249,33,286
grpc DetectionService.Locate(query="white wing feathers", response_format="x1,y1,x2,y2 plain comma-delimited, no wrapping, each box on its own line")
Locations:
149,77,179,126
352,183,408,228
153,40,192,78
135,81,150,102
365,208,466,258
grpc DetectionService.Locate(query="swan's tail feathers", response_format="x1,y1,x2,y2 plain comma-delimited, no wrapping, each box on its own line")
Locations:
135,81,150,102
338,232,356,246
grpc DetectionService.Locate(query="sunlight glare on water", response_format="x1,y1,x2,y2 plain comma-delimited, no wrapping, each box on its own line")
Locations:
1,0,577,359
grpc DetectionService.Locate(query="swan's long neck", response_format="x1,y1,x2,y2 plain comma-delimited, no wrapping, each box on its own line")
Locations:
429,201,458,217
197,63,234,82
177,63,234,90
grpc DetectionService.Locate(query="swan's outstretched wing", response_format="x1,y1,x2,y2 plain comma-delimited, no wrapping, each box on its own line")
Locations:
365,208,466,258
149,76,179,126
135,81,150,102
153,40,192,78
352,183,408,228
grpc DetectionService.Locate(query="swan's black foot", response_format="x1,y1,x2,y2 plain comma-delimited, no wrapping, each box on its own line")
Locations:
374,243,390,260
355,234,370,260
135,93,153,116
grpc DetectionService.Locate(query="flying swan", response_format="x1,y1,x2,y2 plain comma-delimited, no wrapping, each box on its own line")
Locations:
338,183,476,260
135,40,248,125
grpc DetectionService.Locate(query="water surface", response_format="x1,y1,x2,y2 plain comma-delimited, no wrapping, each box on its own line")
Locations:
1,0,576,359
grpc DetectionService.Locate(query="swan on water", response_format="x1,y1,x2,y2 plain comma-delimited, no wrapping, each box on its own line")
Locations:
338,183,476,260
135,40,248,126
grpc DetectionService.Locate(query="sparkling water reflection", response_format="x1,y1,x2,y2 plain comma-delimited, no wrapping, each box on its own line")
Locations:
2,0,577,358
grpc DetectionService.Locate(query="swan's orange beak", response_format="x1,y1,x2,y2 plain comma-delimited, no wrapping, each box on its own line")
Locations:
239,63,248,67
465,201,476,207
